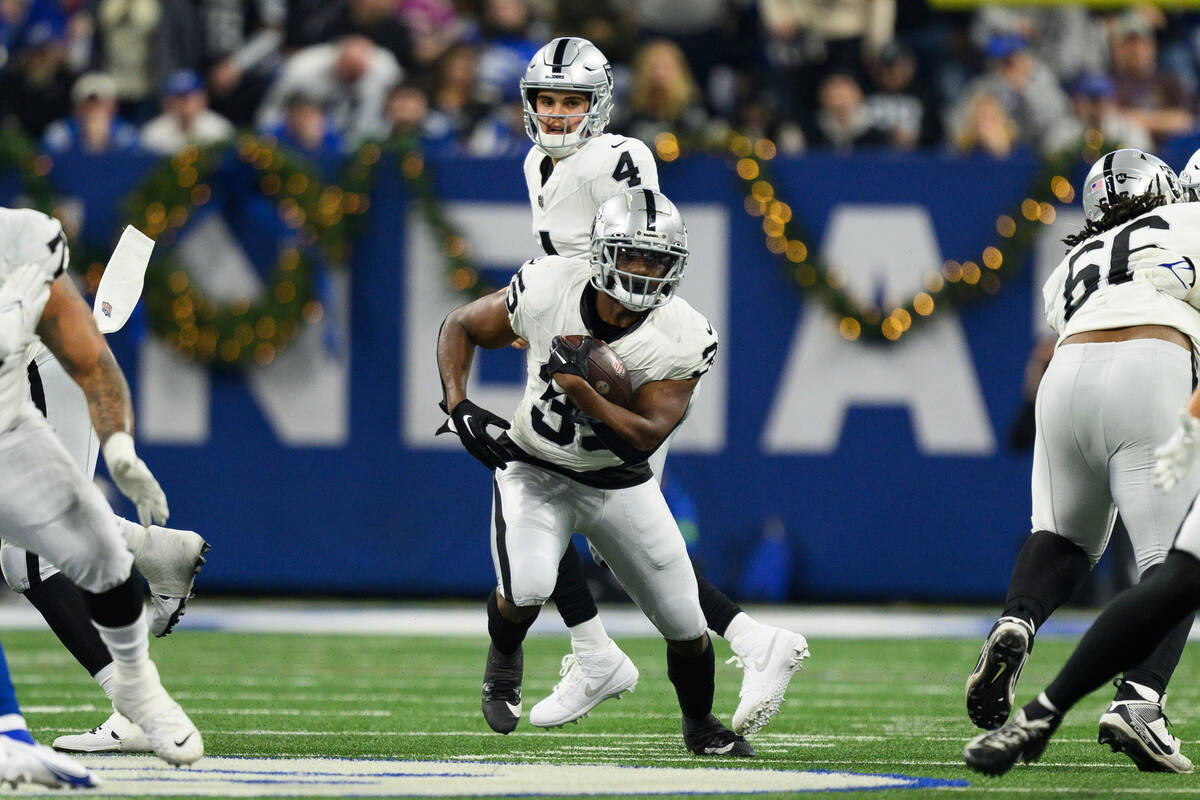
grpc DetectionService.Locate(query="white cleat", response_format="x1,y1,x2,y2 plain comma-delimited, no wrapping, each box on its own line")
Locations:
53,711,152,754
728,625,809,736
0,734,98,788
134,526,210,637
1098,680,1194,773
530,642,639,728
113,661,203,766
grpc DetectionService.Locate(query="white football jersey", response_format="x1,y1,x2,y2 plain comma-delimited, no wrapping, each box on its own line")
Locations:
504,256,717,485
524,133,659,259
0,208,68,430
1044,202,1200,354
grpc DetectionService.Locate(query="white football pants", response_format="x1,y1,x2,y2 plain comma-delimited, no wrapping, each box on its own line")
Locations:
491,460,705,642
0,351,102,592
1031,339,1199,574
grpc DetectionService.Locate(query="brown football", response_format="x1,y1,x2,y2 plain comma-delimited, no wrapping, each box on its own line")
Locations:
561,334,634,409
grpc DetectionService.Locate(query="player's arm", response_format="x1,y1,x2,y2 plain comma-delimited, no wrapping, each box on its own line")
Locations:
36,275,168,523
435,288,518,470
555,373,696,454
436,288,517,411
36,275,131,441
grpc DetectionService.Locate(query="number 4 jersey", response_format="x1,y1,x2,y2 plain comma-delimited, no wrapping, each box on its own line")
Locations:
1044,202,1200,351
504,256,717,487
524,134,659,260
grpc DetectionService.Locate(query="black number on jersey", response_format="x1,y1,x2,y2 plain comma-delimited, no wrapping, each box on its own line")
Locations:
612,152,641,187
1063,214,1170,321
505,267,526,314
531,384,578,445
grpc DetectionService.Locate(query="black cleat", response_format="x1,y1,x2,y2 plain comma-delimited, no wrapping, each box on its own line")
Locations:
964,706,1061,776
482,643,523,734
966,616,1033,730
682,713,756,757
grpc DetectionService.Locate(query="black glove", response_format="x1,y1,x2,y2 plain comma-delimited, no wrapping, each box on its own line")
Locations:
545,335,591,380
436,399,511,470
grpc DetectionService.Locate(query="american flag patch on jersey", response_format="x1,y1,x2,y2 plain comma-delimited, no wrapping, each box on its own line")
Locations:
101,301,112,318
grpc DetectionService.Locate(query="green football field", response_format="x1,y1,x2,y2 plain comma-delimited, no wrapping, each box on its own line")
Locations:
5,625,1200,798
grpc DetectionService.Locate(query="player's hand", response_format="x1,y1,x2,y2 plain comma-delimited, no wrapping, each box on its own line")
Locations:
546,335,590,379
102,432,170,526
437,398,511,471
1154,411,1200,491
511,338,529,350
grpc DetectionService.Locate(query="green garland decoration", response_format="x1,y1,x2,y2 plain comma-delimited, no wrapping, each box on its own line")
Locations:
127,134,369,368
0,128,55,214
680,130,1116,343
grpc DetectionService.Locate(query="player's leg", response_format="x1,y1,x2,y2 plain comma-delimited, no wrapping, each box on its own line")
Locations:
0,639,96,789
0,408,202,765
34,353,209,637
484,462,574,733
968,346,1112,730
0,542,150,753
531,541,638,727
585,479,752,757
1098,341,1198,771
965,548,1200,776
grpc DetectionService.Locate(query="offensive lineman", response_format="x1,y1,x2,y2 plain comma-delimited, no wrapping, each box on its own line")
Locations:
511,36,808,737
965,149,1200,773
0,206,202,766
438,188,753,756
1,316,208,755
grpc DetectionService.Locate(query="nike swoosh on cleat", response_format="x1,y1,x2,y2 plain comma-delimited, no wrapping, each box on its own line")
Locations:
705,742,736,754
505,702,521,718
583,684,601,698
752,632,781,671
990,662,1008,684
173,732,195,748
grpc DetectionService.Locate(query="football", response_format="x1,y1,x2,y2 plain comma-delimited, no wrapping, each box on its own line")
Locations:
561,334,634,409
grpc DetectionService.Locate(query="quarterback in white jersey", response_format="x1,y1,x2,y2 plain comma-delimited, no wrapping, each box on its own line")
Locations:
438,189,754,756
966,150,1199,773
0,206,203,766
513,36,808,737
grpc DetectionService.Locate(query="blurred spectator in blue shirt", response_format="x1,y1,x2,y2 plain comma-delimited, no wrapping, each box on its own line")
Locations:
474,0,540,106
265,90,345,157
42,72,140,153
0,18,76,139
1043,71,1151,155
141,70,235,155
383,79,455,153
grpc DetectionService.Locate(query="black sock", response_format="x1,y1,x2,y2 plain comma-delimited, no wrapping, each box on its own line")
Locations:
550,540,598,628
696,570,742,637
82,573,145,628
24,573,113,676
1120,563,1195,696
487,588,538,656
1003,531,1092,630
667,641,715,720
1045,551,1200,712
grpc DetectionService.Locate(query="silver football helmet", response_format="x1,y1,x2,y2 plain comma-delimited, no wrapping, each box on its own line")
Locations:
519,37,614,159
1179,147,1200,201
590,189,688,311
1081,148,1183,222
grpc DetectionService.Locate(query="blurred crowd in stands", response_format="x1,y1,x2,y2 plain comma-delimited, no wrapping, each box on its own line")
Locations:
1,0,1199,160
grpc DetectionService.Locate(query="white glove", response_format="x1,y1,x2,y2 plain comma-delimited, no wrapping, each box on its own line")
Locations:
1133,258,1198,303
102,432,169,526
0,263,52,362
1154,411,1200,492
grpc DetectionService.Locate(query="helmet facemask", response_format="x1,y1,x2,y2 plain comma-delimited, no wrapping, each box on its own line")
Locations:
590,237,688,311
521,83,611,158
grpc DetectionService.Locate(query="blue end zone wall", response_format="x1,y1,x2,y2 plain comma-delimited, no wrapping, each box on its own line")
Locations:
4,149,1066,599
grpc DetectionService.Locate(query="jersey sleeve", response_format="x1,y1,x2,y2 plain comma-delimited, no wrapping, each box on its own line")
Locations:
505,257,567,342
663,315,719,382
589,138,660,208
11,210,68,279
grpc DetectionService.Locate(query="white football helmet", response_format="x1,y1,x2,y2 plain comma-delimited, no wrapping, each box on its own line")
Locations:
1081,148,1183,222
1179,147,1200,201
520,37,614,159
590,189,688,311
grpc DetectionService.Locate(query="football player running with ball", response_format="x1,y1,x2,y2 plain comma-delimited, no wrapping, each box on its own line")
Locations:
508,35,807,738
965,149,1200,774
438,189,753,756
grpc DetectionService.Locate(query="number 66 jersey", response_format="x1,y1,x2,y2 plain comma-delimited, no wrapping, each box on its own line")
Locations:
503,256,718,487
1044,202,1200,351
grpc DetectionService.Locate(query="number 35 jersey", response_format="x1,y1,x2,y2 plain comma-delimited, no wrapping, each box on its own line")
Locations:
504,256,717,485
1044,202,1200,351
524,134,659,260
